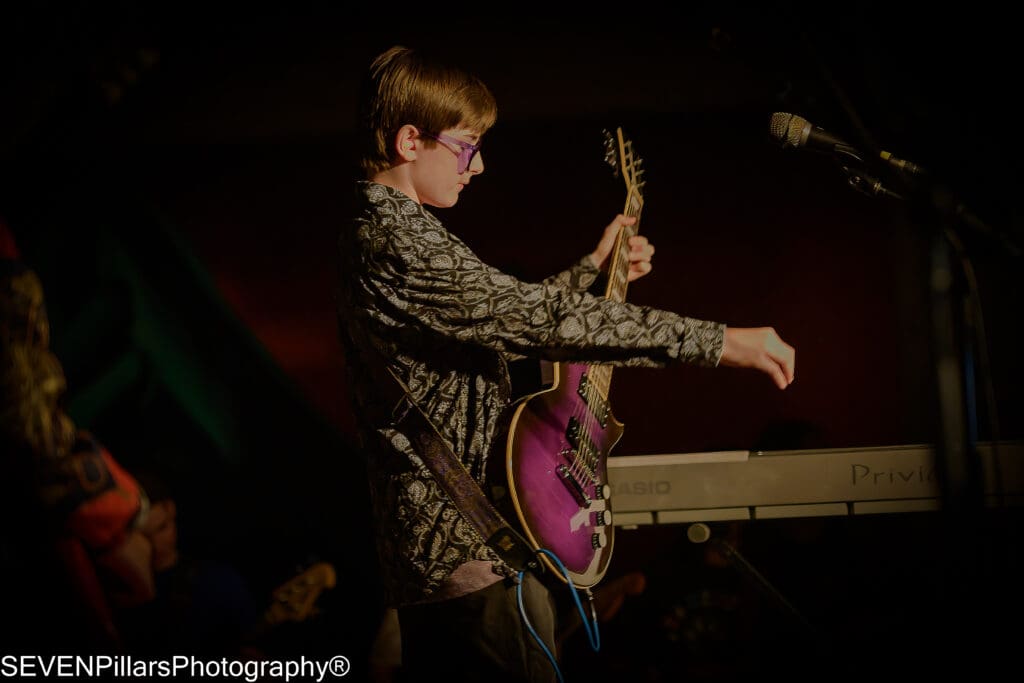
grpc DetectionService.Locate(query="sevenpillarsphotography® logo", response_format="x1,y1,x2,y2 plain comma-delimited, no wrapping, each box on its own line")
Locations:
0,654,351,681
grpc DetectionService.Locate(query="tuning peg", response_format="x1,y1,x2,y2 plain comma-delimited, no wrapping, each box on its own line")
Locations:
602,131,618,167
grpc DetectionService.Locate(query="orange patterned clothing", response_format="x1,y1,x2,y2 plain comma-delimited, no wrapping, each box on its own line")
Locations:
1,257,142,550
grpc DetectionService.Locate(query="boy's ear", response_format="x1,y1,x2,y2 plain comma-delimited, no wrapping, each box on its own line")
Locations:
394,125,419,163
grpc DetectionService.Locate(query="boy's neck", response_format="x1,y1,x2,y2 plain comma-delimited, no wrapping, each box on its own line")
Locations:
371,167,418,205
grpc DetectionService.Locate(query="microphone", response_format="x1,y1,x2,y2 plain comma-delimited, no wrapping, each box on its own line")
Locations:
769,112,859,157
769,112,927,176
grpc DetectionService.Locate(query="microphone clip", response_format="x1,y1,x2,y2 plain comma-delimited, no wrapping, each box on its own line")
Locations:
840,164,904,200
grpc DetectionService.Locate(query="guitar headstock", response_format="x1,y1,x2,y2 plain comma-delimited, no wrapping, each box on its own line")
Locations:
265,561,337,626
602,127,645,198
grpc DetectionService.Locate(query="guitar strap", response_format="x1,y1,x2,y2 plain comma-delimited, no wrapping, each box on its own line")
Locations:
383,366,541,576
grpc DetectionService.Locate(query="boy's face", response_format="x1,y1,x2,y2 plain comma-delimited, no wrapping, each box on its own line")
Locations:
411,126,484,208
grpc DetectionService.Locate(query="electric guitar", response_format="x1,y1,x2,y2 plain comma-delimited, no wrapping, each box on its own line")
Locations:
499,128,645,587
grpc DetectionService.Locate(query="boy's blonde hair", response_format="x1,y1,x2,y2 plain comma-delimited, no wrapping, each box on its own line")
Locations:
357,46,497,177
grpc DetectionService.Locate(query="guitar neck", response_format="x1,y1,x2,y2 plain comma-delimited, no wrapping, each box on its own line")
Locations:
589,143,644,400
603,193,643,304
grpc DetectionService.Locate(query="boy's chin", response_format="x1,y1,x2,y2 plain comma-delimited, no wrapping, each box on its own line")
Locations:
427,196,459,209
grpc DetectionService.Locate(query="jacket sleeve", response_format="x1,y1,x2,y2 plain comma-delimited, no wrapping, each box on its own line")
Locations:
540,254,601,293
360,222,724,368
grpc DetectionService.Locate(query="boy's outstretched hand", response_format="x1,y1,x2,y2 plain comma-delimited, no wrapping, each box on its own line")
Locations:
721,327,796,390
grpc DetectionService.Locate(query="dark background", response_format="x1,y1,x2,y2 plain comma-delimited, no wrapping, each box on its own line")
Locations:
2,3,1023,681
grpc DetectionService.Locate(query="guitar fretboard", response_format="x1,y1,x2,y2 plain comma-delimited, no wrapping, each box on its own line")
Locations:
589,184,643,401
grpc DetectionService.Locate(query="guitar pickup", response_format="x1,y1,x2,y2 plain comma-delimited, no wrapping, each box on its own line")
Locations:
577,374,609,428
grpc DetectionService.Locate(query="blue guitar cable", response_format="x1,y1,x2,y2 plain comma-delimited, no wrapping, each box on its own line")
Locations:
516,548,601,683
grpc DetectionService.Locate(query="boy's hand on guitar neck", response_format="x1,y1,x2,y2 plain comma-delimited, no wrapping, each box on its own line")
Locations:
720,326,796,390
589,214,654,282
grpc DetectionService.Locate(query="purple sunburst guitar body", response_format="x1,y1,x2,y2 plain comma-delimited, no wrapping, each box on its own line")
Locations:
501,128,646,587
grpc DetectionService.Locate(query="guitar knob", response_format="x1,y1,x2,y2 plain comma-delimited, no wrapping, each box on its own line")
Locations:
596,510,613,527
591,533,606,549
596,484,611,500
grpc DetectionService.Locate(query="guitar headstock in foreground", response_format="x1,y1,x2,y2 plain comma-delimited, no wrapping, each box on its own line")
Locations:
265,561,337,626
603,127,646,198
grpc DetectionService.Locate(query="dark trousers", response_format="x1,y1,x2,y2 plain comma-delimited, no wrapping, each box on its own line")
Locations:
397,573,558,683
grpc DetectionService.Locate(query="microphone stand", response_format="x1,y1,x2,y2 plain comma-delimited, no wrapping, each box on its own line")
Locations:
833,149,1024,668
830,147,1010,517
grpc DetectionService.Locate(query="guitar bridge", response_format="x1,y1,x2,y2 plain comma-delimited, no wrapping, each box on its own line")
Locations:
556,464,591,506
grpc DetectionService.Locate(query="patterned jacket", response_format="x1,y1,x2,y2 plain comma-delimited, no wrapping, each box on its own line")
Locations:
336,181,724,606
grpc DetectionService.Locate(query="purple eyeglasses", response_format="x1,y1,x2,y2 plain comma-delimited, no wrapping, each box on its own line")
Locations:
418,130,481,174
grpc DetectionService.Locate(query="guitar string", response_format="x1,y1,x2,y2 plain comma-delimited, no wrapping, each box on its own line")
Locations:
573,198,639,485
574,205,638,545
571,228,622,483
572,198,641,499
557,139,641,565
